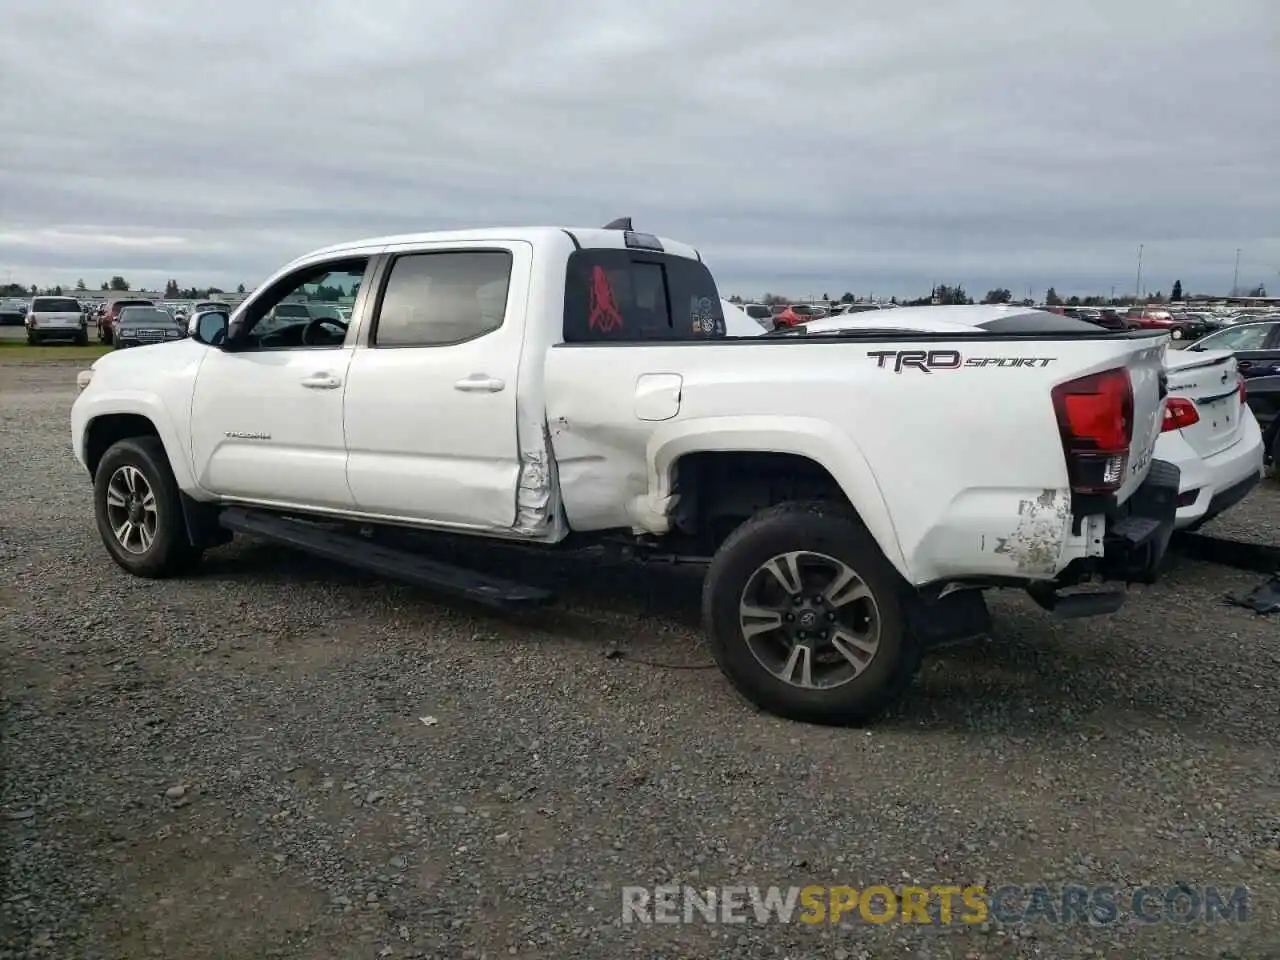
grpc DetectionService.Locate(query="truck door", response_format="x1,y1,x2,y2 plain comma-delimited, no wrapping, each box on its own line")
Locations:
341,242,530,529
188,256,370,509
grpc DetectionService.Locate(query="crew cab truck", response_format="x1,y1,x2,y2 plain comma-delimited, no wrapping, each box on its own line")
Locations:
71,220,1179,725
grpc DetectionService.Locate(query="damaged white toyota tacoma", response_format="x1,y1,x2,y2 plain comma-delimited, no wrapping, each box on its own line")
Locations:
71,219,1180,725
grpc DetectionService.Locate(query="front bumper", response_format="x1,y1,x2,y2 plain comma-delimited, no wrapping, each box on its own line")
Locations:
1098,459,1180,584
115,332,185,348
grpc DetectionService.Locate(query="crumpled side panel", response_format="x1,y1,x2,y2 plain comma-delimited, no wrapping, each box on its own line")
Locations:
513,418,565,539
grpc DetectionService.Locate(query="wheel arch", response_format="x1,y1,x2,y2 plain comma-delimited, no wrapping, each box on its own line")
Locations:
84,413,161,477
646,417,910,580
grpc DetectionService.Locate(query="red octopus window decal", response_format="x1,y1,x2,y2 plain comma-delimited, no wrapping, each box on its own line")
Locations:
587,265,625,333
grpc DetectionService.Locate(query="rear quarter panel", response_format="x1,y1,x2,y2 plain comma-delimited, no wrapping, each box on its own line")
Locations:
544,334,1167,585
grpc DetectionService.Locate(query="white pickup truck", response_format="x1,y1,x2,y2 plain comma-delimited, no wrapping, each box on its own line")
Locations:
71,220,1180,725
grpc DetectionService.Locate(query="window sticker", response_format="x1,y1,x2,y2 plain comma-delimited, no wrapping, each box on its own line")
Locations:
588,266,625,333
690,295,723,335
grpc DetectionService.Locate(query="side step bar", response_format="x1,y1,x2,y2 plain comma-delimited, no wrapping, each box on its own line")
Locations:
219,507,554,610
1026,584,1127,619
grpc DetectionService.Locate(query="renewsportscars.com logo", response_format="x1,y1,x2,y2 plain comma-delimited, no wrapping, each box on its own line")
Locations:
621,884,1249,926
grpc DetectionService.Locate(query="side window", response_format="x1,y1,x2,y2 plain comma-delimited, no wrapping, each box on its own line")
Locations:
562,250,724,342
230,257,367,350
371,250,512,348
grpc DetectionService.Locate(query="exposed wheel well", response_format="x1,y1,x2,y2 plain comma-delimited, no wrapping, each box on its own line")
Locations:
85,414,160,477
669,451,852,551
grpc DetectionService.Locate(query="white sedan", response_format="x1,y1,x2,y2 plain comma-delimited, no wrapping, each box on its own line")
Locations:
1159,346,1263,530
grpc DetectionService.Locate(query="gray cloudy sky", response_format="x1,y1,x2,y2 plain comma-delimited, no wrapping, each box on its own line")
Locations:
1,0,1277,299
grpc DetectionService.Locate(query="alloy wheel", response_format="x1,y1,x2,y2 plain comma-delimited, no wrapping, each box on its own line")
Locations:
738,550,881,689
105,465,158,554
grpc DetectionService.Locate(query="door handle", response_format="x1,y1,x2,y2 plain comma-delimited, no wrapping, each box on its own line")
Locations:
300,373,341,389
454,375,505,393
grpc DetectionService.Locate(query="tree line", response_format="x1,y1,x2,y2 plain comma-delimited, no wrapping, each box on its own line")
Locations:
0,277,250,299
734,279,1267,307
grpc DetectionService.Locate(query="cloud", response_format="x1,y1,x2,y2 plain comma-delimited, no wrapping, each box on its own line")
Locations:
0,0,1276,298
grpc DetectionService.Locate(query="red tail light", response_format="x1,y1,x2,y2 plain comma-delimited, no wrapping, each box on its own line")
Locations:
1162,397,1200,432
1051,368,1134,493
1238,376,1247,405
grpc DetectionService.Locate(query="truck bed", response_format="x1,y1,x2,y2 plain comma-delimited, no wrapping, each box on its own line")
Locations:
543,329,1169,586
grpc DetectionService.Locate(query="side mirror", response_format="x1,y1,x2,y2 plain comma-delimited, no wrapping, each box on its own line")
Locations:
189,310,229,346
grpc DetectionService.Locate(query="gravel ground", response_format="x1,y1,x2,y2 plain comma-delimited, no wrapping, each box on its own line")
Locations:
2,360,1278,960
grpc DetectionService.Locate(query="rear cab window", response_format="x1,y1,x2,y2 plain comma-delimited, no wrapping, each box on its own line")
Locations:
563,249,725,342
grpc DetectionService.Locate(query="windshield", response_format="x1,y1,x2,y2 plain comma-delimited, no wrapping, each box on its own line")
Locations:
274,304,311,319
117,307,172,325
31,297,81,313
307,303,342,320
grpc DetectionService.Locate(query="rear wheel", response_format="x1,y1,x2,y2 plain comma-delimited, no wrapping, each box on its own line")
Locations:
74,329,88,346
26,332,39,345
94,437,203,578
99,326,112,345
702,500,920,726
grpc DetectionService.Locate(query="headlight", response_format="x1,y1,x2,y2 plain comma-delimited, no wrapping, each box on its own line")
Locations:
76,369,93,391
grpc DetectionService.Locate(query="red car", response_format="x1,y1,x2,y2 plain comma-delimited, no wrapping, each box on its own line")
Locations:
98,298,155,345
1126,307,1199,341
771,304,827,328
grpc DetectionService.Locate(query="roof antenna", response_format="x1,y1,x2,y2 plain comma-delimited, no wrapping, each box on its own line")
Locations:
602,217,633,230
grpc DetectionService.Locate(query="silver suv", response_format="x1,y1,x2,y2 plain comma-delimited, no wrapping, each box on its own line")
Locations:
26,296,87,345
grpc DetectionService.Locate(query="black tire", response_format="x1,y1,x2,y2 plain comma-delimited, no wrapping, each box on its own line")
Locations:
74,330,88,346
1270,424,1280,470
26,332,39,346
100,326,112,345
94,436,203,578
702,500,920,726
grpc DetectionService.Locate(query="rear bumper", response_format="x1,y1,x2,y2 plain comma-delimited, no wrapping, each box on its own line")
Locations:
28,326,85,340
1098,459,1180,584
1155,410,1264,529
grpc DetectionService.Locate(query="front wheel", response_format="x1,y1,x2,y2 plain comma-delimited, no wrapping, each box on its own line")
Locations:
94,437,203,578
1170,327,1184,340
702,501,920,726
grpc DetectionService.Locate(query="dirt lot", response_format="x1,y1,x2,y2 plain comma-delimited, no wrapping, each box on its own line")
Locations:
2,359,1278,960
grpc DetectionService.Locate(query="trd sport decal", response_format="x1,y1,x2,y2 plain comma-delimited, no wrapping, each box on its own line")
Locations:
587,266,625,333
866,350,1057,373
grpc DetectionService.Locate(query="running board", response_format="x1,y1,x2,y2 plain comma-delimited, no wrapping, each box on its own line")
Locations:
218,507,554,609
1026,585,1127,619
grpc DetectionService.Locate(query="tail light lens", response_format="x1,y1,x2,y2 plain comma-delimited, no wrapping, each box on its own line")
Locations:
1238,376,1247,405
1051,368,1134,493
1162,397,1200,432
